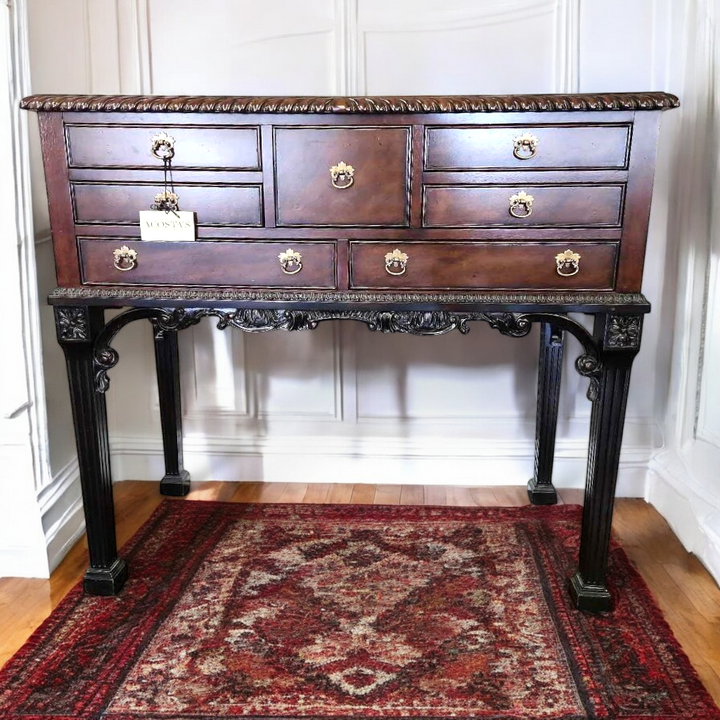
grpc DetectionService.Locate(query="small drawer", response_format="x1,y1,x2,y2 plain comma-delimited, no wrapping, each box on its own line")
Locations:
66,124,261,170
79,239,336,288
349,241,617,290
423,185,623,228
72,183,262,227
425,125,630,170
274,126,410,227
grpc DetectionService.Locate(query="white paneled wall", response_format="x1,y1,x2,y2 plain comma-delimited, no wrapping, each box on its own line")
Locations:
25,0,677,497
14,0,720,585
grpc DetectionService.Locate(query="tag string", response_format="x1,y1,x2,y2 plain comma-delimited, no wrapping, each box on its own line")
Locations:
151,156,180,216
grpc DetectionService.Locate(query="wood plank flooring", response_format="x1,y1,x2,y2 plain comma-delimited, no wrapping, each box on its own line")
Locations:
1,481,719,705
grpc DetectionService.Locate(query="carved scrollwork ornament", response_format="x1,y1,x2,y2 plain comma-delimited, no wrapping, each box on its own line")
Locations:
483,312,533,338
575,354,603,402
94,346,119,392
89,307,604,408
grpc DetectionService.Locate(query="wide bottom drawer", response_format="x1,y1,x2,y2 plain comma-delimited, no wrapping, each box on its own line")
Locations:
349,241,617,290
79,239,337,288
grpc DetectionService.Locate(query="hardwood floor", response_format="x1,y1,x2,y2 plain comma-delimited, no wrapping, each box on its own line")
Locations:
1,480,719,705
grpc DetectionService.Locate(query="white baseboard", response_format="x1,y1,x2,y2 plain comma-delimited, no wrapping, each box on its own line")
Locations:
37,456,85,573
647,446,720,586
109,431,654,497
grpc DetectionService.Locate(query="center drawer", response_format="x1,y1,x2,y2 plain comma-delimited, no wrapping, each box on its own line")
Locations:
79,239,336,288
274,126,411,227
349,241,617,290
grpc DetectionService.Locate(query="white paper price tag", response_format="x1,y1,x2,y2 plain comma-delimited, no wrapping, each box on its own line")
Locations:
139,211,196,241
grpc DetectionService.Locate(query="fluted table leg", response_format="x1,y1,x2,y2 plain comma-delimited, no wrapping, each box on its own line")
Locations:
570,313,643,612
527,322,563,504
55,306,127,595
153,326,191,496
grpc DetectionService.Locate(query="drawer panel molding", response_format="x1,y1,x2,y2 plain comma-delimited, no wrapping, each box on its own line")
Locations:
66,124,261,170
350,241,617,290
80,239,337,288
425,125,631,170
423,185,624,228
72,183,263,227
274,126,411,227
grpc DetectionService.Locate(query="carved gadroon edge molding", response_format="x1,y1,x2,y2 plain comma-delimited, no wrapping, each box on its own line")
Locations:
48,287,651,308
21,92,679,114
89,307,608,399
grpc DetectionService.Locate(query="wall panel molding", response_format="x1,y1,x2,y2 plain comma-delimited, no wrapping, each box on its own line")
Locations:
554,0,580,92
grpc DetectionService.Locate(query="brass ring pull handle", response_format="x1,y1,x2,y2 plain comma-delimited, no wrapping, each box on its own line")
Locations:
150,131,176,161
330,161,355,189
513,132,539,160
385,248,409,276
509,190,534,218
555,249,581,277
278,248,303,275
113,245,138,272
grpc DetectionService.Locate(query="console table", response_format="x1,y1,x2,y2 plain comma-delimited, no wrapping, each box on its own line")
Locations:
22,92,678,612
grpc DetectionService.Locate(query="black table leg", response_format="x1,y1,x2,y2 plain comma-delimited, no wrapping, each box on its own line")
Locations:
55,306,127,595
153,326,191,496
527,322,563,504
570,313,642,612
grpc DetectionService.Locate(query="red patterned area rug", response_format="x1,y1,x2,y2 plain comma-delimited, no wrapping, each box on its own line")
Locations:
1,501,718,720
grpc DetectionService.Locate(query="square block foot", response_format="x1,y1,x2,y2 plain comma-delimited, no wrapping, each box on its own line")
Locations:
527,478,558,505
160,470,191,497
83,558,128,596
569,572,613,613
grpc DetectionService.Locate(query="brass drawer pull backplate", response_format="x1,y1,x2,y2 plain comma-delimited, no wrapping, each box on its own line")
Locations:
278,248,303,275
385,248,409,276
509,190,534,218
330,161,355,189
556,249,581,277
150,131,176,161
113,245,138,272
513,132,539,160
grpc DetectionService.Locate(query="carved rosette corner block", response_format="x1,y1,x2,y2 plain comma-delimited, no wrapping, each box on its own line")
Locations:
604,315,642,350
55,307,91,343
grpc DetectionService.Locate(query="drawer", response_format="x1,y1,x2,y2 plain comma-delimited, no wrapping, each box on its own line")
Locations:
425,125,630,170
79,239,336,288
423,185,624,228
274,127,410,227
66,124,261,170
72,183,262,226
349,241,616,290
